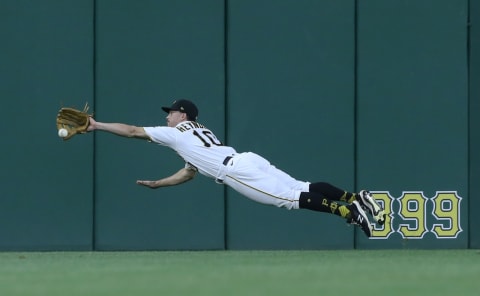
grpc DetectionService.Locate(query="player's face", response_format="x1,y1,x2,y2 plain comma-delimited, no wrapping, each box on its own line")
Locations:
166,111,186,127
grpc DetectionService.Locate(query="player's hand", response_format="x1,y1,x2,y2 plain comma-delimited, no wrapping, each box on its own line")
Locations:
87,117,97,132
136,180,160,189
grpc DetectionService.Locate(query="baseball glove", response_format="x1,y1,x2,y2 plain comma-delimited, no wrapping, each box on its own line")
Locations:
56,103,92,140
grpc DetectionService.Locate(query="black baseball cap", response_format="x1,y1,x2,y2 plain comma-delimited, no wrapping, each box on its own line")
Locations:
161,99,198,121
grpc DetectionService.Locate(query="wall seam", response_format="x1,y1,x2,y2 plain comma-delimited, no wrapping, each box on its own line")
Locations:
223,0,229,251
467,0,472,249
353,0,359,249
92,0,97,251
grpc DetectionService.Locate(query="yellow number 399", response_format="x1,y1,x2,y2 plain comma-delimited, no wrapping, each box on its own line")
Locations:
370,191,463,239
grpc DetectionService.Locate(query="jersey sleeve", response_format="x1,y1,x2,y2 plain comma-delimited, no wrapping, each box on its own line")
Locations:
184,162,198,172
143,126,177,147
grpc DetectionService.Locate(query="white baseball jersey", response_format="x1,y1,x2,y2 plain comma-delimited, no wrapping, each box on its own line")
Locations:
144,121,309,210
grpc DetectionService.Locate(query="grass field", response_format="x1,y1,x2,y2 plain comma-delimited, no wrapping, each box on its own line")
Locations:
1,250,479,296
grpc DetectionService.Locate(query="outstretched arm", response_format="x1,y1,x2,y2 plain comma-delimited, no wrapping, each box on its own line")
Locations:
87,117,150,140
136,167,197,189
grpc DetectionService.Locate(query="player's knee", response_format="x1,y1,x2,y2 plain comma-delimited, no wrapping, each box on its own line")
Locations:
278,200,299,210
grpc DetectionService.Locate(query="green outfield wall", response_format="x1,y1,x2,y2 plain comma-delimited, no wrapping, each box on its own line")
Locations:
0,0,94,250
469,0,480,249
92,0,226,250
356,0,469,249
0,0,475,250
225,0,356,249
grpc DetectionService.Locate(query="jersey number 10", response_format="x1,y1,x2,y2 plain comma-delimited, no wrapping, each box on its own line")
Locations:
193,130,223,147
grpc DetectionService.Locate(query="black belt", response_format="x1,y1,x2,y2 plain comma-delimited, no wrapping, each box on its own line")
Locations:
216,156,234,184
222,155,233,166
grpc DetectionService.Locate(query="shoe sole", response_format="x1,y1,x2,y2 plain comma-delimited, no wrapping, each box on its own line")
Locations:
359,191,386,225
351,201,373,237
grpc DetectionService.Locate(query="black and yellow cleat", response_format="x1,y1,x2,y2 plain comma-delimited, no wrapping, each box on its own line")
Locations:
358,190,386,225
347,201,373,238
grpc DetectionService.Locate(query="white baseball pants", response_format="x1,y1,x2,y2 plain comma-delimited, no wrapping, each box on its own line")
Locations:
220,152,310,210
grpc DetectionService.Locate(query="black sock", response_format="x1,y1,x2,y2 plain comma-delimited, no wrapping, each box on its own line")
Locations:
299,192,350,218
309,182,356,203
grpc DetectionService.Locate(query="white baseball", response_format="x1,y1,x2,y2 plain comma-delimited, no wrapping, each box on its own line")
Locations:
58,128,68,138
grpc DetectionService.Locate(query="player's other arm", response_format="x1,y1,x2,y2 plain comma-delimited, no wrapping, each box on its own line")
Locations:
87,117,149,140
136,168,197,189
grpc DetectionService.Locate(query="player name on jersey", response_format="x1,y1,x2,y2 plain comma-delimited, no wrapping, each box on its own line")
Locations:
176,121,206,132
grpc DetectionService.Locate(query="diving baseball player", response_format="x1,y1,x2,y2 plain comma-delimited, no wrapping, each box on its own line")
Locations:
86,99,385,237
